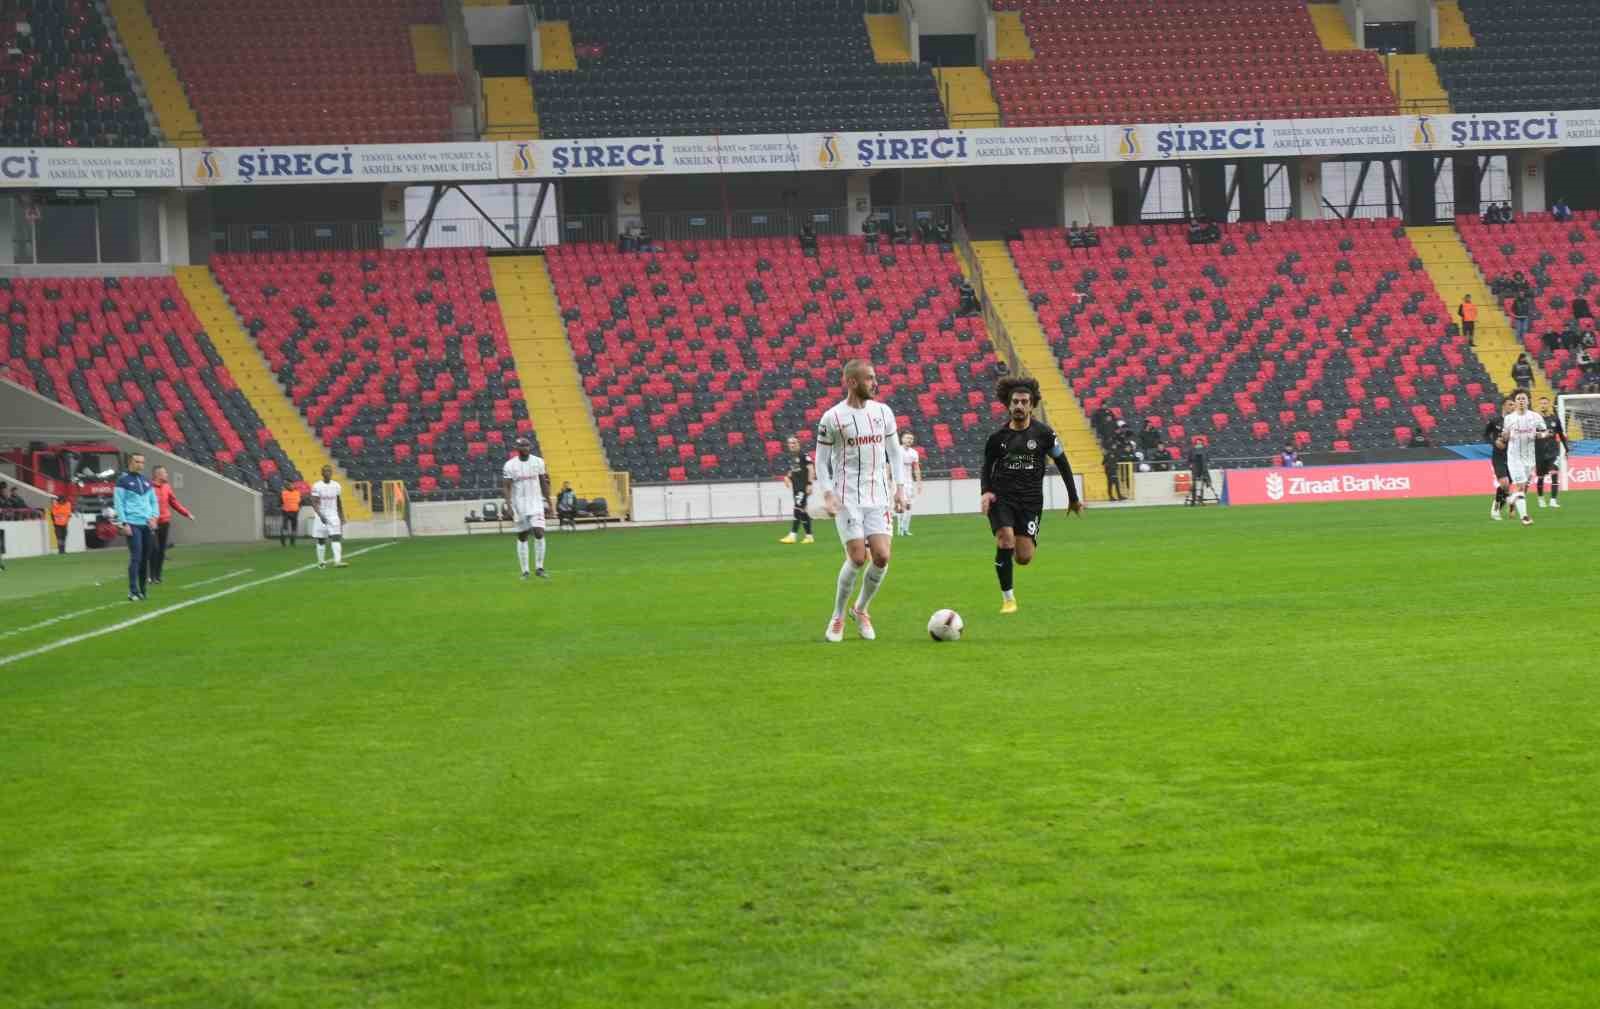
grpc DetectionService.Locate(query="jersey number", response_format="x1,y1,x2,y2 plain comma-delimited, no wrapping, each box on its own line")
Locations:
1026,518,1039,537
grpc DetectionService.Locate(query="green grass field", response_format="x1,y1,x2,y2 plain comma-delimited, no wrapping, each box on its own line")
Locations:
3,498,1598,1008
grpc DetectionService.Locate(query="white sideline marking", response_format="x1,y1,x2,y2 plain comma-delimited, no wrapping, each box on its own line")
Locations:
0,544,396,668
178,568,254,590
0,570,253,642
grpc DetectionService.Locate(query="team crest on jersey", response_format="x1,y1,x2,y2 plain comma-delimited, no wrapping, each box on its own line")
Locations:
1027,439,1038,450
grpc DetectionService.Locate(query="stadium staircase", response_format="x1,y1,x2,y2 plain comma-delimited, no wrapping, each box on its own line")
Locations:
538,22,577,71
106,0,204,145
488,257,615,502
1453,214,1599,396
1307,3,1357,49
1436,2,1477,48
933,67,1002,129
409,25,455,75
1386,55,1451,112
483,78,539,139
1410,226,1556,402
0,274,300,491
175,267,368,516
865,14,912,63
973,241,1106,499
993,11,1035,61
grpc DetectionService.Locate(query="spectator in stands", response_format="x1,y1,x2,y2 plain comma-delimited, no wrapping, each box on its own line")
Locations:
1092,405,1117,442
50,496,72,554
1139,419,1163,460
1543,326,1565,353
1560,320,1583,352
916,219,935,244
892,221,911,246
0,486,23,512
959,280,980,317
635,224,654,253
862,216,880,252
1281,444,1301,468
1572,294,1592,322
1579,346,1600,390
934,222,952,246
1552,197,1573,223
1510,294,1533,343
798,223,818,256
1187,214,1220,246
1512,353,1536,390
617,228,637,254
1457,294,1477,342
557,482,579,531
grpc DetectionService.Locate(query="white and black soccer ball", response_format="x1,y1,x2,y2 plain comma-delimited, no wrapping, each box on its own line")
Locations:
927,608,964,642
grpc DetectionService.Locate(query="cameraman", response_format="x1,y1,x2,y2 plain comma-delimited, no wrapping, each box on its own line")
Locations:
1186,437,1210,506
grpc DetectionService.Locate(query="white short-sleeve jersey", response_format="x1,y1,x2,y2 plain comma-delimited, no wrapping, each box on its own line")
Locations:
309,480,341,525
1502,409,1546,469
502,455,547,518
816,399,899,508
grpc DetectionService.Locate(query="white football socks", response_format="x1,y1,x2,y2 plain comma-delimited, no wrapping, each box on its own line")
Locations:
834,558,864,618
1514,493,1528,520
516,539,529,573
315,542,326,565
331,540,343,564
534,537,547,571
856,563,888,612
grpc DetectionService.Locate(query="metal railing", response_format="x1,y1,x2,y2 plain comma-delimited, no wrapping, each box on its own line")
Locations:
414,216,563,249
210,221,387,254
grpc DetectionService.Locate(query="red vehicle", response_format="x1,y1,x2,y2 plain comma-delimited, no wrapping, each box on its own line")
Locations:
1,442,124,546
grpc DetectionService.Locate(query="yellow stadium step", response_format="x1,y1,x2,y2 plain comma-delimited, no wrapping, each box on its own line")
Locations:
409,25,455,75
933,66,1001,129
489,257,620,507
973,241,1107,501
107,0,205,146
1386,53,1450,113
484,77,539,140
1436,1,1476,48
993,11,1034,61
538,22,577,71
865,14,911,63
1308,4,1358,50
174,267,370,519
1409,226,1555,404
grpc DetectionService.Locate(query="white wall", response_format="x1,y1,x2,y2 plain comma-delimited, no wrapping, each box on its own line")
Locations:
464,6,530,46
631,475,1084,524
914,0,982,35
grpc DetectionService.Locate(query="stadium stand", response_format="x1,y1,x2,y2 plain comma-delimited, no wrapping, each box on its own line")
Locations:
1008,219,1497,459
1432,0,1599,113
529,0,944,138
0,275,300,489
208,249,532,500
546,236,999,483
0,0,154,146
144,0,460,145
1456,212,1600,395
987,0,1397,126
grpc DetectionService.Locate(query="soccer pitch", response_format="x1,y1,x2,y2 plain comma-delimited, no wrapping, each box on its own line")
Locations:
3,499,1598,1008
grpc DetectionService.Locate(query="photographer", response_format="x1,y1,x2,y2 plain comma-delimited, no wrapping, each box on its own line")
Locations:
1186,438,1211,506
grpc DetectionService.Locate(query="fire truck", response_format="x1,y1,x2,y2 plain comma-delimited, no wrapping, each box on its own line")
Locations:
0,441,124,546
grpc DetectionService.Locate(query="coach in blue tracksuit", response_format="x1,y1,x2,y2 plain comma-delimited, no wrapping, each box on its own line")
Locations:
114,452,159,601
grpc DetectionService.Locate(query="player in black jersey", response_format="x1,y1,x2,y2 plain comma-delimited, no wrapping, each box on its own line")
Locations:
1486,395,1513,521
1535,395,1569,508
779,435,816,543
980,375,1083,614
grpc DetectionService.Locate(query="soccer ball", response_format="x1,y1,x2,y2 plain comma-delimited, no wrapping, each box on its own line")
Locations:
927,609,964,642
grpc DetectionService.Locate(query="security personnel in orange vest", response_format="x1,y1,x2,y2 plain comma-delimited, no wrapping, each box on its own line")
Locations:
279,483,302,546
50,496,73,555
1458,294,1478,341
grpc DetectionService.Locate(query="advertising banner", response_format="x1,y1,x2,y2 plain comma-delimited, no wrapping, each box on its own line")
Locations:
1226,456,1600,505
181,143,498,186
0,147,180,189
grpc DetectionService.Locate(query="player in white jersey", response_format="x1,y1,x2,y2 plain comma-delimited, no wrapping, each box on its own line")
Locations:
501,436,553,579
814,359,909,642
896,431,923,536
308,464,347,568
1501,390,1548,527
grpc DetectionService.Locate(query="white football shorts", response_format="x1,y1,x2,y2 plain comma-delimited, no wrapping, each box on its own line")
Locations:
311,514,342,539
511,509,545,533
835,501,892,544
